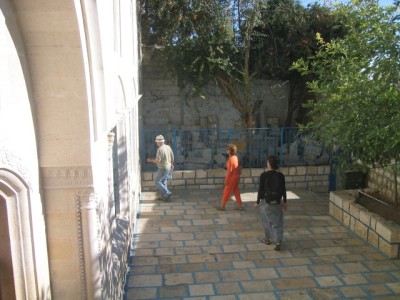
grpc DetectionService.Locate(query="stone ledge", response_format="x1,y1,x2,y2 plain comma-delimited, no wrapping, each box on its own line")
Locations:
141,165,330,193
329,190,400,259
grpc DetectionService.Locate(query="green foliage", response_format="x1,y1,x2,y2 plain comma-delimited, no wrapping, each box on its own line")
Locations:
141,0,238,90
140,0,341,127
292,0,400,172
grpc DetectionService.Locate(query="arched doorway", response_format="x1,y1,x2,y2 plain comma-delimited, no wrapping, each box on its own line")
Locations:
0,169,39,299
0,194,16,300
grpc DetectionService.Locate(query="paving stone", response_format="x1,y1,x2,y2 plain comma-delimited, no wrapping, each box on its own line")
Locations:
124,190,400,300
391,271,400,280
277,266,314,278
131,256,159,266
159,255,187,264
214,252,242,262
364,261,400,272
222,244,248,253
280,257,312,266
364,272,398,283
255,258,281,268
160,226,181,233
308,287,341,299
315,275,343,287
339,273,368,285
241,280,274,292
206,261,232,271
209,296,236,300
362,283,393,296
309,264,340,276
220,269,251,282
170,232,194,240
194,271,220,283
186,240,210,247
240,251,264,260
313,246,349,256
249,268,279,280
124,287,157,299
340,286,367,298
129,265,156,274
336,262,369,273
310,256,341,264
159,240,184,247
386,282,400,294
128,274,162,287
154,247,175,256
272,277,317,289
186,253,218,264
337,253,366,262
238,293,276,300
159,284,188,298
159,264,179,273
214,282,242,294
133,248,154,256
233,261,256,269
175,246,202,255
202,245,223,254
188,283,214,296
164,273,193,285
275,289,312,300
195,232,217,239
177,220,192,226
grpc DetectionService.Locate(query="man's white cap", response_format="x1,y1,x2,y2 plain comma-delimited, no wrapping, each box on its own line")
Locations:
155,135,165,142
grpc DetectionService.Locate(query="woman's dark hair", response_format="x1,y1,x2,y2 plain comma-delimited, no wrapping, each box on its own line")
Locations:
268,155,279,170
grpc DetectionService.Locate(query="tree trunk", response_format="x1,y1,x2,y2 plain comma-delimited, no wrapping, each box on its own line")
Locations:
216,77,259,128
394,158,399,208
285,78,312,127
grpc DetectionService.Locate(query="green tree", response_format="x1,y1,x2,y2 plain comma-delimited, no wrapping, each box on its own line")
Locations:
141,0,340,127
292,0,400,206
254,0,343,125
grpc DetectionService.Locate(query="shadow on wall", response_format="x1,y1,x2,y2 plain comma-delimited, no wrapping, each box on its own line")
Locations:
102,217,130,299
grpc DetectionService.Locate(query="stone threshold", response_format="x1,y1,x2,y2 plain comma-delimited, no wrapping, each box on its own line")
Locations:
329,189,400,259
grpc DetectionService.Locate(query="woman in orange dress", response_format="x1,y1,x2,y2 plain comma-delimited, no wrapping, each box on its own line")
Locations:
215,144,243,211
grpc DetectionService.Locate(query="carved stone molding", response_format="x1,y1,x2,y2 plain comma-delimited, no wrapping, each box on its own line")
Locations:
41,166,93,189
0,147,32,188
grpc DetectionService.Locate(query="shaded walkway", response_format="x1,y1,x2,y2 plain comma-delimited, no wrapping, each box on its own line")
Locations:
124,190,400,299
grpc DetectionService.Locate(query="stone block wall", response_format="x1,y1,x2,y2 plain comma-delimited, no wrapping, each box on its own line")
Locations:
140,48,291,130
329,190,400,258
367,168,400,206
141,165,330,193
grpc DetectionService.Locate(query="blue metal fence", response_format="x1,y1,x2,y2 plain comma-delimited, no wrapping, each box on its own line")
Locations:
141,128,330,171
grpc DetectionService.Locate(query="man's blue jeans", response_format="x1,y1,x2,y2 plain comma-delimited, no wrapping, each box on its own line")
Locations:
154,168,172,198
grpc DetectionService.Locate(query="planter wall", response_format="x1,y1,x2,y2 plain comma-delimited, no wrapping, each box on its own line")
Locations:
329,190,400,259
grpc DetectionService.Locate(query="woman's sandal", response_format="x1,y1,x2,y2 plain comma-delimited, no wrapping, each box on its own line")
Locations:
261,238,271,245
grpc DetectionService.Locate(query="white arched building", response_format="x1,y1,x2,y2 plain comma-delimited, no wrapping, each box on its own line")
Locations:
0,0,142,298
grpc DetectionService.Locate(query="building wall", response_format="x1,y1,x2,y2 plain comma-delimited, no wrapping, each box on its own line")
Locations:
0,0,142,299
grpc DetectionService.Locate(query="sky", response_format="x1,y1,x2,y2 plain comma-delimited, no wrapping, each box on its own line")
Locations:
300,0,395,7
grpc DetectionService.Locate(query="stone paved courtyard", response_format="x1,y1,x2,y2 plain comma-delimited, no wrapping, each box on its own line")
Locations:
124,190,400,299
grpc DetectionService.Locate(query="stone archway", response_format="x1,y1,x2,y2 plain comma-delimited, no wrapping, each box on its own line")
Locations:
0,169,39,299
0,194,15,300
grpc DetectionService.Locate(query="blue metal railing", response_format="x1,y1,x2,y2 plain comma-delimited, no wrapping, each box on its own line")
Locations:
141,127,330,171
